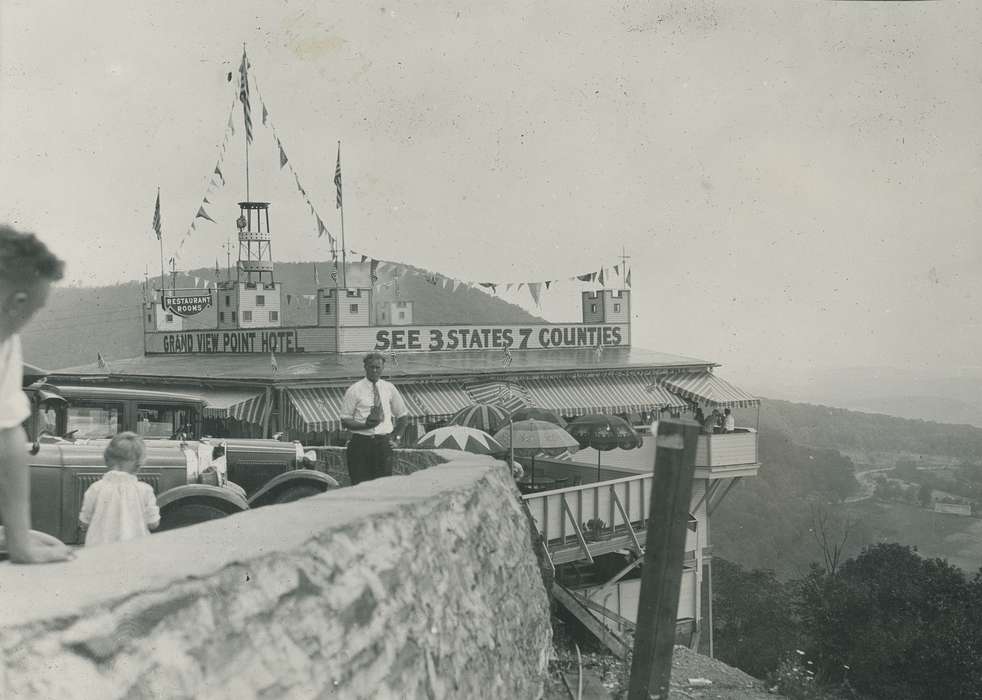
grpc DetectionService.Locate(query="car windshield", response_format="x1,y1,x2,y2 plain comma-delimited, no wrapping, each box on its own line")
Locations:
66,404,123,439
137,404,197,439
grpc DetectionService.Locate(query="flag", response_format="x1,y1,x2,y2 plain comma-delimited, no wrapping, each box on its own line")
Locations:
577,272,594,282
314,264,320,287
625,268,632,288
502,347,513,367
196,206,216,223
528,282,542,306
370,258,379,283
278,140,288,168
598,268,606,287
238,48,253,143
270,351,278,374
214,164,225,184
97,352,111,371
151,189,162,240
334,143,343,209
262,102,269,125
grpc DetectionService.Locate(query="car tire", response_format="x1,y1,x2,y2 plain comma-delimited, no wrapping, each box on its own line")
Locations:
158,503,229,532
273,484,324,504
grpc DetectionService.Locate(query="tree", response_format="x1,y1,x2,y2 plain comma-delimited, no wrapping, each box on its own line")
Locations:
710,558,799,678
796,543,982,699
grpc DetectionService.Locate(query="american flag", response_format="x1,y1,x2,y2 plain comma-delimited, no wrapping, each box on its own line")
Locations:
334,144,342,209
152,189,161,240
239,48,253,144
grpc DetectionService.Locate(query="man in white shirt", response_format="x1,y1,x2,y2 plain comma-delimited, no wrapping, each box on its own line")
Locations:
723,407,736,433
340,352,409,485
0,225,73,563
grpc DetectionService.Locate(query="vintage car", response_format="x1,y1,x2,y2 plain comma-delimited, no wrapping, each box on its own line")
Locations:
20,381,338,541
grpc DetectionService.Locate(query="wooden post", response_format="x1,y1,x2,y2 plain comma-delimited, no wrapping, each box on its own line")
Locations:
627,418,699,700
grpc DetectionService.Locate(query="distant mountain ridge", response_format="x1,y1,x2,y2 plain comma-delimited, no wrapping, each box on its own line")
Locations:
21,261,546,371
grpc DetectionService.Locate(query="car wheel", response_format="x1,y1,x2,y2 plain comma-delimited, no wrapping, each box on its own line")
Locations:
273,484,324,504
158,503,229,531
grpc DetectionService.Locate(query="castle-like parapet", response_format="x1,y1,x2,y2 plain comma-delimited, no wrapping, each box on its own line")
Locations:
582,289,630,323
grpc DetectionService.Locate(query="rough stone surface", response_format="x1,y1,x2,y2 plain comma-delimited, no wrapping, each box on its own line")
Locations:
0,457,551,699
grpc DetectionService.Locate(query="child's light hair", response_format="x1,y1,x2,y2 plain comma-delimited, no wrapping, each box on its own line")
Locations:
104,432,146,472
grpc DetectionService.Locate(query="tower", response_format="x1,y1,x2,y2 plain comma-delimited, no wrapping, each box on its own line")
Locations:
217,202,283,329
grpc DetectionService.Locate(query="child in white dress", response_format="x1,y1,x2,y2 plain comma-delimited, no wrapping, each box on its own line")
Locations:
79,432,160,546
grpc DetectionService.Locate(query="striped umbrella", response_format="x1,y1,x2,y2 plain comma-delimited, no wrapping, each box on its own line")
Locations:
510,407,565,427
415,426,506,456
449,403,511,434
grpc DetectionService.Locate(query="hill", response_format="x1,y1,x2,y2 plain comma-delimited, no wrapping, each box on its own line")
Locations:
20,261,545,370
714,399,982,577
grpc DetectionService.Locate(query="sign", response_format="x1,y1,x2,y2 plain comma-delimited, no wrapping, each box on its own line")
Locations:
370,324,625,352
145,322,629,355
163,293,213,318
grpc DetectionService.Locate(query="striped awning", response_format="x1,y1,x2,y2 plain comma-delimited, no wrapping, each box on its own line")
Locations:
282,386,348,433
198,389,268,425
644,382,690,410
525,374,686,417
659,372,759,408
464,381,532,413
400,383,472,421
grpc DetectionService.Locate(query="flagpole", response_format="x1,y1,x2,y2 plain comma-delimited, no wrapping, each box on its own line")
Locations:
243,44,250,202
157,187,165,301
337,141,348,289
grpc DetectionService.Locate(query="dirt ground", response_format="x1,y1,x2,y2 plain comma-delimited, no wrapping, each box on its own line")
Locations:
544,644,782,700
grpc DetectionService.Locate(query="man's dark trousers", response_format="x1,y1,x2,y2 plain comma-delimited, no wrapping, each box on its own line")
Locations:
346,434,394,485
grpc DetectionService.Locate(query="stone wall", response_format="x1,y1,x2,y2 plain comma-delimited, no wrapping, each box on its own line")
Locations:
0,457,552,699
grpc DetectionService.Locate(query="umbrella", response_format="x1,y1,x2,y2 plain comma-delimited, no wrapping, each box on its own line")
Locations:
450,403,511,434
567,414,643,482
493,419,580,487
510,406,565,427
415,426,506,456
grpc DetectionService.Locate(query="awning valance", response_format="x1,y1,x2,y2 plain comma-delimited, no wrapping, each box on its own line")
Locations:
400,383,472,421
199,389,269,424
282,387,347,433
525,374,685,417
658,372,759,408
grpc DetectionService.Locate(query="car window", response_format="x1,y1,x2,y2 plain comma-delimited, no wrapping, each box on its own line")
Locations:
137,404,197,439
66,403,123,439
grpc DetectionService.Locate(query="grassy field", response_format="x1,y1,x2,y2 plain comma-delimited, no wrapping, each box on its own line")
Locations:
833,499,982,576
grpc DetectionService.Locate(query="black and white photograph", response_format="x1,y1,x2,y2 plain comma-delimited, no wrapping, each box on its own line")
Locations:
2,1,981,698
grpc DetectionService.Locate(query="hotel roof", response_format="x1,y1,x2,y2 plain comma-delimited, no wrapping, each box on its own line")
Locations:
50,346,715,387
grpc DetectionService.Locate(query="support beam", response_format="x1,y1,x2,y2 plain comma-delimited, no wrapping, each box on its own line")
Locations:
552,583,630,659
628,418,699,700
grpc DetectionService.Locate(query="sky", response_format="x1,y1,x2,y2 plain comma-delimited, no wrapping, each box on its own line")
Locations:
2,0,981,397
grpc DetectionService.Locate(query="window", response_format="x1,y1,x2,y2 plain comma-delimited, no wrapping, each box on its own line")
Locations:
613,303,621,312
349,304,359,314
396,301,407,308
66,403,124,439
219,312,225,322
225,295,231,306
137,404,196,439
256,295,265,306
269,311,279,322
232,311,237,322
591,304,598,313
324,303,331,314
242,311,253,322
398,311,405,320
147,314,152,322
346,290,361,298
165,314,174,322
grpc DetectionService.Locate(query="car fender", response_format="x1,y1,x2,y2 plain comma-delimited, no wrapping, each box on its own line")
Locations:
157,484,249,513
247,469,339,507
